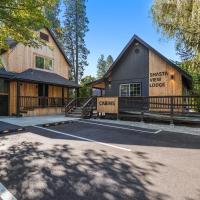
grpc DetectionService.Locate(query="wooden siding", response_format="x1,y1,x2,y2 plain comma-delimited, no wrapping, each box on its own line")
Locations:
20,82,38,97
1,28,70,79
149,51,182,96
48,85,62,97
22,107,64,117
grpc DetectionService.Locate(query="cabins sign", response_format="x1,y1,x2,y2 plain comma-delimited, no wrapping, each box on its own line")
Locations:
149,71,169,87
97,97,118,114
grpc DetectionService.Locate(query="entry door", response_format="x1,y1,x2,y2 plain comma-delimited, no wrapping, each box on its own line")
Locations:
0,95,8,116
38,84,48,107
38,84,48,97
0,79,9,116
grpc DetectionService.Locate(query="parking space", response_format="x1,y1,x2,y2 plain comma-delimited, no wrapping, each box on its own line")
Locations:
0,119,200,200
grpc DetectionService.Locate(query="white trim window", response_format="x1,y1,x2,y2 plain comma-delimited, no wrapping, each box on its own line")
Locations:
120,83,142,97
35,55,53,71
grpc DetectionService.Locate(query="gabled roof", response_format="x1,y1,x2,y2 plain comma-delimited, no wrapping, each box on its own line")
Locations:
104,34,192,81
0,27,72,67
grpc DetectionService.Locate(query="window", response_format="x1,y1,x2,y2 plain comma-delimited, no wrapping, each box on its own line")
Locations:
40,32,49,42
35,56,53,71
130,83,141,96
120,83,141,97
120,84,129,97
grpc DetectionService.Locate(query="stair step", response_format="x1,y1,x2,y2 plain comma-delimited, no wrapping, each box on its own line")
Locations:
20,110,28,114
66,113,82,118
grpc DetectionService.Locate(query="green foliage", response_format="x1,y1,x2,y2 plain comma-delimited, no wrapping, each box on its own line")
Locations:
180,61,200,95
97,54,113,79
0,0,57,49
45,0,62,40
151,0,200,69
63,0,89,83
80,75,96,97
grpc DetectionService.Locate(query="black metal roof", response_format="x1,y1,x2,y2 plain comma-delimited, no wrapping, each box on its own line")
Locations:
0,68,79,88
0,68,16,79
15,69,79,87
104,35,192,81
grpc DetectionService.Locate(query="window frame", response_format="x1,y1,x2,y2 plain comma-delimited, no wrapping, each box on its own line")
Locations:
35,55,54,71
119,82,142,97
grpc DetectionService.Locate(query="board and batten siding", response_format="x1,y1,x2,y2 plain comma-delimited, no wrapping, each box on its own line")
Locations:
149,51,182,96
2,28,70,79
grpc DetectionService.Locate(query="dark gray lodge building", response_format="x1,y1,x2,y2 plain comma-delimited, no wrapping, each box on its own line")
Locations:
89,35,192,97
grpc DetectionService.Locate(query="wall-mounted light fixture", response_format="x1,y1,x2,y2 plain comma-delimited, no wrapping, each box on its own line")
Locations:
170,74,174,80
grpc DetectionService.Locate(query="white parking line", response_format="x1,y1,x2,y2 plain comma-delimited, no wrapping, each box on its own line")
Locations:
0,182,17,200
154,129,162,134
78,120,158,134
33,126,132,152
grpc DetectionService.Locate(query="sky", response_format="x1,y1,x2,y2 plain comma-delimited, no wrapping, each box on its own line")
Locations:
63,0,180,77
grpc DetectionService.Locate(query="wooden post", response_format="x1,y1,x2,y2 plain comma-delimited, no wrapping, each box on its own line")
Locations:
42,84,46,107
100,89,103,97
16,81,20,117
62,87,64,106
76,88,80,98
170,96,174,126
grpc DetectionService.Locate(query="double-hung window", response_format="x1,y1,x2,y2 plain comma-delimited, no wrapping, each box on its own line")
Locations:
120,83,141,97
35,56,53,71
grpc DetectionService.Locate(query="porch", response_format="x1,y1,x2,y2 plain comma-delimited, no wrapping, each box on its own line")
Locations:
15,81,78,117
0,68,79,117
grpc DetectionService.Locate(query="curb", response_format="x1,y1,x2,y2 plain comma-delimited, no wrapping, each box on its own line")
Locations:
0,127,25,134
42,120,76,128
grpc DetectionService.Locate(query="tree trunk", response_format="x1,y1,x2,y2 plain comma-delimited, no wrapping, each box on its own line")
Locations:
75,0,79,84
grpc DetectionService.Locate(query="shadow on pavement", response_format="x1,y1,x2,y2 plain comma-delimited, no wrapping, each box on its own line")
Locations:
0,141,169,200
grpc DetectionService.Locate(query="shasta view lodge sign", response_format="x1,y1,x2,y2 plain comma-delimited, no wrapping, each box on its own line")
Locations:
150,71,169,88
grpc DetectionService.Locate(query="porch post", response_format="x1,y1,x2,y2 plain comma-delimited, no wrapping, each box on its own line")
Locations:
42,84,46,107
16,81,20,117
62,87,65,106
100,89,103,97
76,88,80,98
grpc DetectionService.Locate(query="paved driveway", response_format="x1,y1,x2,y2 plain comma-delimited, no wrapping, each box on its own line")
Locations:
0,120,200,200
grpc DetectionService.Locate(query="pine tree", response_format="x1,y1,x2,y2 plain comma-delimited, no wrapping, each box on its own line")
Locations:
45,0,62,40
97,55,113,79
63,0,89,83
106,55,114,68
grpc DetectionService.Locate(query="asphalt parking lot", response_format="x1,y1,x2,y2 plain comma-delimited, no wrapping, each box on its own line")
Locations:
0,119,200,200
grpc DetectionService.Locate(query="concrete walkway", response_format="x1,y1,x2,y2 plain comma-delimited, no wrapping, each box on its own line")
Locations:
90,118,200,136
0,115,79,127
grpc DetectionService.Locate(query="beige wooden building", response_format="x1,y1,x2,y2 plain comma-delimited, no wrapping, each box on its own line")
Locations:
0,28,79,116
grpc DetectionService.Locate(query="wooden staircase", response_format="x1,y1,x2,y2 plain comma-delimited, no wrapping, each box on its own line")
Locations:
65,97,97,118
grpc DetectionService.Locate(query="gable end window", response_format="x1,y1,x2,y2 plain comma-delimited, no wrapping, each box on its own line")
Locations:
35,56,53,71
40,32,49,42
120,83,142,97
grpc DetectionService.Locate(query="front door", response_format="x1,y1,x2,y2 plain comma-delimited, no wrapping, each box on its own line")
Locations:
0,79,9,116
